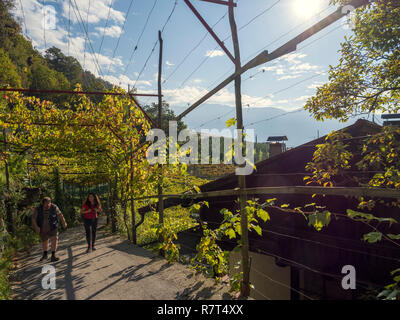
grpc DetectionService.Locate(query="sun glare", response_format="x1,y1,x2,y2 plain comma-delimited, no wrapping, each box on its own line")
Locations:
293,0,324,19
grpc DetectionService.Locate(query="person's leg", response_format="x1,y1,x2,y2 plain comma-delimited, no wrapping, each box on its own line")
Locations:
50,234,59,262
84,218,91,250
84,219,92,252
50,233,58,252
40,238,49,261
42,239,49,251
91,218,98,250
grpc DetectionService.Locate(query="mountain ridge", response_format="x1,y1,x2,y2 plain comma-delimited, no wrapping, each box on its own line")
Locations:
170,103,368,147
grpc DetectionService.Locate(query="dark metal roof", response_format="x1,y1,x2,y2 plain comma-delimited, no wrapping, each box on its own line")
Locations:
381,114,400,119
383,120,400,127
267,136,288,142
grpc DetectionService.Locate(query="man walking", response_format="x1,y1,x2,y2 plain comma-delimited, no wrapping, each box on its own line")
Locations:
32,197,67,262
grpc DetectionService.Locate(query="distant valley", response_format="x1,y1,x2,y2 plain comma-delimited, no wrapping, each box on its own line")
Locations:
171,104,371,147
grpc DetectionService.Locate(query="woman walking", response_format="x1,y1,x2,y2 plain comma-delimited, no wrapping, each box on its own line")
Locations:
81,193,102,253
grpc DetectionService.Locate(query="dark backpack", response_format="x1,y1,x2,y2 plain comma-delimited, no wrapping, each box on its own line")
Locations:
36,204,59,230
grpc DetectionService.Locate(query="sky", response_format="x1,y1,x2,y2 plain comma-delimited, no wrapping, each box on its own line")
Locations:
11,0,360,132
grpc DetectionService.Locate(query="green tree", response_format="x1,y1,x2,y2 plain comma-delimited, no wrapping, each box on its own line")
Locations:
45,47,83,87
0,0,21,50
300,0,400,299
0,48,21,87
305,1,400,121
143,101,187,133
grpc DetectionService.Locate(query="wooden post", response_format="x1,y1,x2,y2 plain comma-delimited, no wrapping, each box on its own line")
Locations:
130,147,137,244
106,179,111,226
128,85,137,244
157,30,165,255
111,172,118,233
27,163,32,187
228,0,250,297
157,30,164,226
131,199,136,244
3,128,14,235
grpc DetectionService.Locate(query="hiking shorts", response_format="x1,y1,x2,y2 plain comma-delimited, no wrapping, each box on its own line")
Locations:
40,228,58,241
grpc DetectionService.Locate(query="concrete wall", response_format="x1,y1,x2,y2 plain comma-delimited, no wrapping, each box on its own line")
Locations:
229,251,291,300
268,143,286,158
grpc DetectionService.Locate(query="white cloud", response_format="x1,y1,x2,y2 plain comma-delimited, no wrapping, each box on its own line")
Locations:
162,86,274,108
280,53,307,64
290,63,319,72
11,1,125,77
259,66,278,72
294,95,311,102
94,25,122,38
153,72,165,83
60,0,125,25
205,50,225,58
278,75,301,81
308,81,325,89
259,53,321,81
103,74,152,90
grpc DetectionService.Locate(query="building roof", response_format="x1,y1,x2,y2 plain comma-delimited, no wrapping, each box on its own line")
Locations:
267,136,288,142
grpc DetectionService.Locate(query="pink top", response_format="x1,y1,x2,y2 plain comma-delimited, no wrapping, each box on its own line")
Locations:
82,203,99,219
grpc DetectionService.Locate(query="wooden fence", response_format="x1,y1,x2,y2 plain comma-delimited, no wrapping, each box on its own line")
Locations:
132,186,400,203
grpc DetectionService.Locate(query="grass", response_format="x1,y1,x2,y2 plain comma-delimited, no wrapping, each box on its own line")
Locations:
0,225,40,300
0,254,12,300
112,174,210,247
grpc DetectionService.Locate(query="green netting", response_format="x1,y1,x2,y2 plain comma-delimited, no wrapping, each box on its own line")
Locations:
64,183,109,198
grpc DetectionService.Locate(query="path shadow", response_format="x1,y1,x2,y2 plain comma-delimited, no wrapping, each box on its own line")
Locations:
108,241,156,259
176,282,233,300
84,257,164,300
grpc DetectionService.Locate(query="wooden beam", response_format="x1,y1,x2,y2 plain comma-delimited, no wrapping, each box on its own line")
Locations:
201,0,236,7
176,0,372,120
184,0,236,64
0,88,160,97
228,0,250,298
131,186,400,201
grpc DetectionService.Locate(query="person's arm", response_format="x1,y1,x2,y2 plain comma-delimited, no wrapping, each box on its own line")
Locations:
95,205,103,214
31,208,40,233
56,206,67,229
81,204,90,215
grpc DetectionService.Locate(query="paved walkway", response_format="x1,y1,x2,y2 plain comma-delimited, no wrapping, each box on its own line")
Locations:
10,219,233,300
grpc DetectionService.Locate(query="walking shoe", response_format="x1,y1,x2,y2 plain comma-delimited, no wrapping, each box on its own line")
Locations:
92,244,96,251
39,253,48,262
50,255,60,262
86,246,91,253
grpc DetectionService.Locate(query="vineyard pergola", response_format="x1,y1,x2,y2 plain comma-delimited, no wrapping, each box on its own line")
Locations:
1,85,167,242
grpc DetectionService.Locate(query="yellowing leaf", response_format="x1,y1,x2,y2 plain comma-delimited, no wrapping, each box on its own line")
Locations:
225,118,237,128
